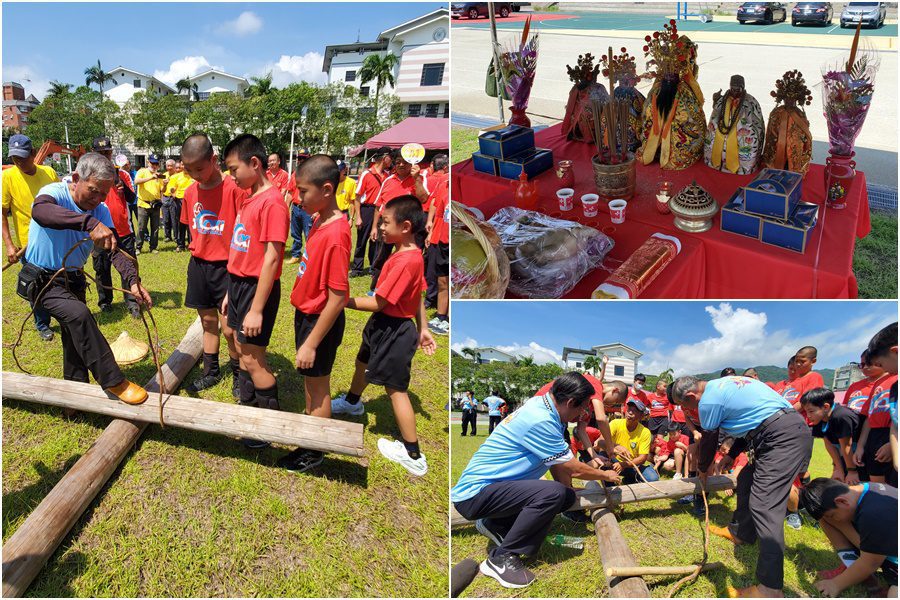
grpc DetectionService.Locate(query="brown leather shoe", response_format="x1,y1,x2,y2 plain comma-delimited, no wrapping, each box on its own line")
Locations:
107,380,148,405
710,524,743,545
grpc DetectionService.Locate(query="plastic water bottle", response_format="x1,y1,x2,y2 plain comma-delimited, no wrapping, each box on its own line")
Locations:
546,534,585,550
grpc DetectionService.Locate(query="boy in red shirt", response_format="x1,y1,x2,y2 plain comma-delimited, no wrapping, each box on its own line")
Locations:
425,177,449,336
222,134,289,448
843,350,885,415
854,372,898,484
653,422,689,478
769,356,797,394
350,148,391,277
277,156,352,473
784,346,825,414
180,133,246,397
332,195,437,476
646,379,671,436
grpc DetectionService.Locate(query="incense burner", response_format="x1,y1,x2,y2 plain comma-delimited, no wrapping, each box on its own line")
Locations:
669,180,718,232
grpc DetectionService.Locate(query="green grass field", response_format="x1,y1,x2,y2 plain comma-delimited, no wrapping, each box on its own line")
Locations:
450,127,898,300
2,229,449,597
450,423,876,598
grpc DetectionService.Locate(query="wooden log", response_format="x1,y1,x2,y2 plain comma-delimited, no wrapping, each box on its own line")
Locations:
450,475,736,527
2,318,204,598
606,562,723,578
592,507,651,597
2,372,365,456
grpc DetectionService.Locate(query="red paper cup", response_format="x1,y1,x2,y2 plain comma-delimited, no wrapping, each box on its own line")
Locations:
556,188,574,211
581,193,599,218
609,199,627,224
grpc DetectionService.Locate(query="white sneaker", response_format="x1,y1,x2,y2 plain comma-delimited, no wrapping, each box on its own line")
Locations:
428,317,441,328
331,393,365,416
673,473,683,480
377,438,428,476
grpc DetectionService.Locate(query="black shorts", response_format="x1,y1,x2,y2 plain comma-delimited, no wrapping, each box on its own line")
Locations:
294,309,346,377
185,256,229,310
427,242,449,277
226,275,280,347
356,312,418,392
647,416,670,436
864,427,895,477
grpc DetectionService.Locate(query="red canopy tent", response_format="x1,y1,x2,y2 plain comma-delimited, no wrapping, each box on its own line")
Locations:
347,117,449,157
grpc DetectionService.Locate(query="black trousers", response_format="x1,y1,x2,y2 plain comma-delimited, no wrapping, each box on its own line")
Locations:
489,415,503,433
454,479,576,558
164,197,187,248
137,205,161,251
461,409,477,435
352,204,376,272
92,234,138,310
425,243,438,307
369,239,394,291
730,410,812,590
38,271,125,388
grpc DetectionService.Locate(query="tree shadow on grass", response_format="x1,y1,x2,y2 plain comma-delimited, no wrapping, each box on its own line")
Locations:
93,290,183,326
2,454,82,534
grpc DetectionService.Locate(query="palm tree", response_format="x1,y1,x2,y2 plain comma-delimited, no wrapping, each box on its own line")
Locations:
657,368,675,385
583,355,601,376
516,355,536,368
358,53,399,121
246,73,274,98
84,60,113,95
47,81,72,98
461,347,481,364
175,78,199,101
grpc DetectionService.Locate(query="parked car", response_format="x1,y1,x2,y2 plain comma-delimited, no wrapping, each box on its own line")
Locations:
737,2,788,24
840,2,887,28
792,2,833,26
450,2,513,19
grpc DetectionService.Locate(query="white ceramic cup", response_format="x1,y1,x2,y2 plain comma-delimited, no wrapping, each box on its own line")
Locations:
581,193,599,218
609,199,628,224
556,188,575,211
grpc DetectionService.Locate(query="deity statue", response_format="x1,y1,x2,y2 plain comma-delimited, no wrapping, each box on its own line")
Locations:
704,75,766,175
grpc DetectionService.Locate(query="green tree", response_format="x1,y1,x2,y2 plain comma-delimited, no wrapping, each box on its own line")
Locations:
25,85,119,151
84,60,113,95
119,91,190,156
583,355,602,376
515,355,536,367
358,53,399,126
245,73,274,98
186,91,248,154
461,347,481,363
47,81,72,98
175,78,199,101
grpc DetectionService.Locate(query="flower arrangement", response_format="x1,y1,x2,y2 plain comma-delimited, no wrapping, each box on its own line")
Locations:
771,70,813,108
642,19,695,79
498,16,539,119
821,41,879,157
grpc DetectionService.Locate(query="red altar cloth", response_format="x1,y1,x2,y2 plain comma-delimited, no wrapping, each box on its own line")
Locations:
452,125,871,299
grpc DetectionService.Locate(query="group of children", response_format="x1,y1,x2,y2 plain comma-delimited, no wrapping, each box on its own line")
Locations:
161,131,441,476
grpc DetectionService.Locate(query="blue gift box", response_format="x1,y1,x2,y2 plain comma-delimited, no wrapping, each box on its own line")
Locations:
720,189,761,240
471,152,499,176
743,168,803,220
478,125,536,160
497,148,554,180
760,201,819,253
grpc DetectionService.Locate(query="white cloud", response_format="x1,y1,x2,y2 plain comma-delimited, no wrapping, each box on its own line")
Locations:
216,11,263,37
451,337,480,355
4,65,51,100
153,56,223,86
259,53,328,88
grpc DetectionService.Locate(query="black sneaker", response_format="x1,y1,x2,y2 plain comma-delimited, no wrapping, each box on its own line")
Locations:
129,306,142,320
277,448,324,473
37,328,54,342
479,553,535,589
561,510,591,524
231,376,240,399
349,270,365,278
99,303,112,313
242,438,270,450
185,372,222,394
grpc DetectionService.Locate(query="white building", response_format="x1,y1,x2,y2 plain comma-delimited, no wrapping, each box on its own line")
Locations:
323,8,449,118
104,67,175,105
187,69,249,99
562,343,643,383
471,347,517,364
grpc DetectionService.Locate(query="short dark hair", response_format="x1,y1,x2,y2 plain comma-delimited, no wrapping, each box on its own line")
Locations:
383,195,425,234
859,349,870,368
432,153,449,171
720,367,737,377
668,421,682,433
743,368,758,377
269,151,281,161
799,387,834,408
634,373,646,383
797,346,818,359
223,133,267,167
868,322,898,360
788,355,797,366
800,477,851,520
297,154,339,190
550,372,595,407
492,390,499,396
181,132,214,161
608,380,627,398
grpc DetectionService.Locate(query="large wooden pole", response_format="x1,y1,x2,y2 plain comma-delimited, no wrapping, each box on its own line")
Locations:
592,507,651,597
606,562,723,578
2,318,203,598
450,475,736,527
2,372,365,456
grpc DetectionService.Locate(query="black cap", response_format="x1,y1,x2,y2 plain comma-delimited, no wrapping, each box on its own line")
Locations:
92,136,112,152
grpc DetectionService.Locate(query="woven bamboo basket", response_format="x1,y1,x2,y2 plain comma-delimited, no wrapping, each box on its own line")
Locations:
450,202,510,299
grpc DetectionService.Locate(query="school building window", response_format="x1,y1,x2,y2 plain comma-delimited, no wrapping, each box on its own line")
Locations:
575,362,582,369
197,92,210,101
420,63,444,87
359,86,370,97
133,79,142,88
407,103,422,117
614,365,625,377
425,103,439,118
345,70,357,82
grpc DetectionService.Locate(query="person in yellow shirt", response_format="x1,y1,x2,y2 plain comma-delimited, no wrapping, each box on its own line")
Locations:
134,154,165,253
2,134,59,341
604,399,660,484
165,160,193,251
335,160,356,220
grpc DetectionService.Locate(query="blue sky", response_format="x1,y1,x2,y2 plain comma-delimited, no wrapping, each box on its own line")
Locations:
451,301,899,375
2,2,445,98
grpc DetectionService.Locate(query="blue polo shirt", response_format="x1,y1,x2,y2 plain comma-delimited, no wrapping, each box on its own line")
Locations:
461,397,475,411
451,394,573,503
699,377,793,436
25,182,114,272
484,395,505,416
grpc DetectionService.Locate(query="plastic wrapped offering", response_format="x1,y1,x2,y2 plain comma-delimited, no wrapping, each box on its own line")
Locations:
451,203,510,299
592,233,681,299
488,207,614,298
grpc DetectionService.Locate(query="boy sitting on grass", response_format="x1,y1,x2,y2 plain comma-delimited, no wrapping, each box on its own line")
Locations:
653,422,690,479
331,195,437,476
278,155,352,473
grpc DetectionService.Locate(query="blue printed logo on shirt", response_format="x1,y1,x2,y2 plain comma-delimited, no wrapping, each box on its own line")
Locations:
296,248,309,279
230,221,250,252
193,202,225,235
870,388,892,415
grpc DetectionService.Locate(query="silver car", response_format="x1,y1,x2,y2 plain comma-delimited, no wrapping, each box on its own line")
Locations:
840,2,887,28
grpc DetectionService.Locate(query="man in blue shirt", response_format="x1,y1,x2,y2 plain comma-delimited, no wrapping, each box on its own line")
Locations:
22,153,153,405
460,391,479,436
451,372,622,589
483,391,506,434
669,375,812,598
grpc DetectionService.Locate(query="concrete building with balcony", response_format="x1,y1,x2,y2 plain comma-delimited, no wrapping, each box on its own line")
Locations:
104,67,176,105
562,343,643,383
2,82,40,131
185,69,249,100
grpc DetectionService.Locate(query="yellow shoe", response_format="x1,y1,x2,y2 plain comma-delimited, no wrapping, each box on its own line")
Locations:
710,524,741,545
286,257,300,264
727,585,766,598
106,380,148,405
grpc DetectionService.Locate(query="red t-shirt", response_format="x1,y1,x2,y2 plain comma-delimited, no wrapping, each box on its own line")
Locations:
266,168,289,194
104,186,132,236
671,404,686,423
861,374,898,429
716,451,749,470
227,186,289,279
768,380,786,393
181,177,246,262
355,167,385,206
289,217,351,314
428,179,450,246
647,391,670,418
376,173,427,211
665,434,689,455
375,248,426,319
684,406,700,427
841,378,878,415
627,387,649,407
423,170,447,211
782,370,824,425
571,426,602,454
286,177,300,205
119,169,134,194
